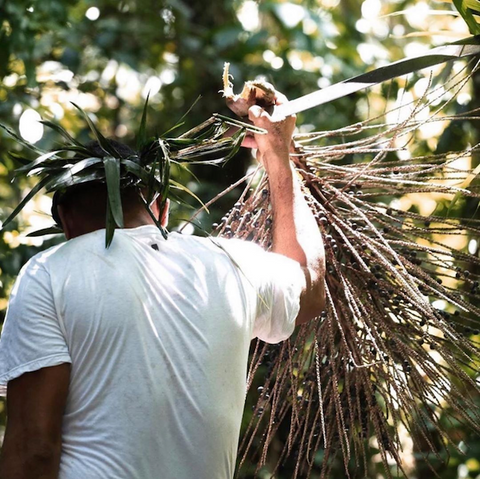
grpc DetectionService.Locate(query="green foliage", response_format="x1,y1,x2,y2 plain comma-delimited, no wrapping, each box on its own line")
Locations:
0,0,74,84
453,0,480,35
1,103,256,246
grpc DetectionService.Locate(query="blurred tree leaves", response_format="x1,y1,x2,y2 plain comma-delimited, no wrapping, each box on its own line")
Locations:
0,0,74,84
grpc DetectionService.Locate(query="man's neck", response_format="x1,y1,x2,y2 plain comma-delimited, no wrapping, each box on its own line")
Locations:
66,213,159,240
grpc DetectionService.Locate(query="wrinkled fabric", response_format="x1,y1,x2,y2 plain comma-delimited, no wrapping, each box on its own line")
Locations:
0,226,302,479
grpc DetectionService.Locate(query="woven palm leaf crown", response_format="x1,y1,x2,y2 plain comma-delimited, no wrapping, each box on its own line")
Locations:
49,139,139,228
0,98,262,247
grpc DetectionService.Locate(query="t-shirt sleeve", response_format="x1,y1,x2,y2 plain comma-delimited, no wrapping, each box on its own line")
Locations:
214,238,304,344
0,257,71,396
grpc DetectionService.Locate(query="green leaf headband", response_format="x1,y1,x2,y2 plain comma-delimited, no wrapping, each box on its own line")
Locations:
0,98,265,247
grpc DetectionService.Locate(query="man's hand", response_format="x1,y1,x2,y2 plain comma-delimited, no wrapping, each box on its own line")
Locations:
247,95,326,325
241,91,293,151
0,364,70,479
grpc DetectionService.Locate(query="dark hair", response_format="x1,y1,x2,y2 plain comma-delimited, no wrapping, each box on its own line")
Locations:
51,139,138,227
84,139,136,159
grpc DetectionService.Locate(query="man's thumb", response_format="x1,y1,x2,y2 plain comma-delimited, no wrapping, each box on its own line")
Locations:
248,105,263,121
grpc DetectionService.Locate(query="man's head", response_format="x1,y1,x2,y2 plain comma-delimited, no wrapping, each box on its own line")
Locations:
53,140,169,240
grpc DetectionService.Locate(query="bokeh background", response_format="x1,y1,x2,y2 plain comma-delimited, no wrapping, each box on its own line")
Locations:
1,0,479,477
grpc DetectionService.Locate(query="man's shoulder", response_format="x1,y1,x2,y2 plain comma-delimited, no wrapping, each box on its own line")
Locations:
23,230,105,271
178,234,265,258
21,241,67,271
207,236,266,256
22,231,267,272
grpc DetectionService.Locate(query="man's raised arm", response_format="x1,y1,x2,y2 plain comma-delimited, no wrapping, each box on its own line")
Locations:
248,99,325,325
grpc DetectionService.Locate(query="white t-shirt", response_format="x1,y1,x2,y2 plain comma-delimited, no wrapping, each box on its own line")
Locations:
0,225,303,479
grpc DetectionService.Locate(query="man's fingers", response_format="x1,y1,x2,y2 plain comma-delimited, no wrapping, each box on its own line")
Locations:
241,134,258,149
256,150,264,165
274,92,288,106
248,105,264,121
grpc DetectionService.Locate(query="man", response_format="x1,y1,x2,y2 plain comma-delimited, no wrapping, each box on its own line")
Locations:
0,96,325,478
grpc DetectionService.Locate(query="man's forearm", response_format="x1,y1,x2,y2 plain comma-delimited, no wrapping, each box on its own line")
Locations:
265,159,320,264
264,153,325,322
248,101,325,323
0,435,61,479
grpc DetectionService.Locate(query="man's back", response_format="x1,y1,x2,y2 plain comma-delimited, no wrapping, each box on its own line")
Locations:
1,225,303,478
0,93,325,479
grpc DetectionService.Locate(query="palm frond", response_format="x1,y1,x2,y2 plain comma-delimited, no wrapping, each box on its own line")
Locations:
0,103,262,242
453,0,480,35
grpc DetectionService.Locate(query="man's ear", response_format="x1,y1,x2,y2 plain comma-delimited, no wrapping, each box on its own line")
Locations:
159,198,170,227
57,205,73,240
149,195,169,227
